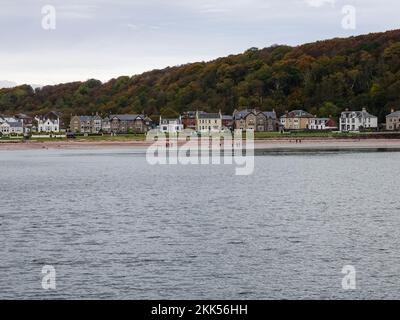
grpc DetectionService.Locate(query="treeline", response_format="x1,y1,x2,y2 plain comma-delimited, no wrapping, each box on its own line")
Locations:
2,29,400,123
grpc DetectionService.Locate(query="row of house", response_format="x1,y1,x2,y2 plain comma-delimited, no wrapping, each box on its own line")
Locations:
279,108,379,132
3,107,400,136
37,108,400,134
69,114,153,134
158,109,279,133
0,111,64,135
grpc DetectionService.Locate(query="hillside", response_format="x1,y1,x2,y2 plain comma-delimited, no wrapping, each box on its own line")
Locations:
2,29,400,123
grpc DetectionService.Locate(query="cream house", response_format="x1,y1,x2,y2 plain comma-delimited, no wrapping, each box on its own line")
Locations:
280,110,315,130
386,109,400,131
196,111,222,133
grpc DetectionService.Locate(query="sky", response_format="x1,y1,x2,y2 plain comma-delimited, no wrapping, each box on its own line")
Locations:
0,0,399,87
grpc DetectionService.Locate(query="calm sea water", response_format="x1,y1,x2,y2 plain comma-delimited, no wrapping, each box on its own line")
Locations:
1,148,400,299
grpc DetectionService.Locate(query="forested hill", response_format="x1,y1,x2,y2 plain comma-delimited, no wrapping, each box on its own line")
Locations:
2,29,400,122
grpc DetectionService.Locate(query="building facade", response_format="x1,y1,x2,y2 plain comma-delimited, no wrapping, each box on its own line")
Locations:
0,122,10,135
308,118,338,131
159,117,184,133
35,111,62,133
182,111,204,130
109,114,152,133
233,109,278,132
280,110,315,131
101,117,111,133
70,115,102,134
340,108,378,132
0,121,23,135
15,114,33,133
196,111,222,133
222,115,234,130
386,109,400,131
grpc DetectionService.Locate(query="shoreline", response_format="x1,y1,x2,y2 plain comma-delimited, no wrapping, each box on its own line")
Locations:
2,138,400,151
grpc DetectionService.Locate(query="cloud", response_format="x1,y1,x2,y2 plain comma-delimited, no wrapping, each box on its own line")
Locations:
0,80,17,89
1,0,399,85
305,0,336,7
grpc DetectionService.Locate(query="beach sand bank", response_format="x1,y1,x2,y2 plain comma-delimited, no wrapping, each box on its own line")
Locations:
2,138,400,151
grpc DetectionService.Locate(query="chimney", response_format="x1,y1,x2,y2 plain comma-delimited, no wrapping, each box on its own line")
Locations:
391,108,395,113
362,107,367,112
345,108,349,112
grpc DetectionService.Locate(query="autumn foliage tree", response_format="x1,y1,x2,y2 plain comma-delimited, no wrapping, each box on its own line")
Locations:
2,29,400,123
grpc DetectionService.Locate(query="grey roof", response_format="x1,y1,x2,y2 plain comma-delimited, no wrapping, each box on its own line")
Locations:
198,113,220,119
234,109,277,120
110,114,144,121
281,110,314,118
233,109,253,120
341,110,377,118
15,113,31,119
78,116,92,122
2,117,18,122
310,118,330,121
222,115,233,120
262,111,277,119
77,115,102,122
387,110,400,118
183,111,205,118
47,111,62,118
37,111,61,120
160,118,181,124
8,121,23,128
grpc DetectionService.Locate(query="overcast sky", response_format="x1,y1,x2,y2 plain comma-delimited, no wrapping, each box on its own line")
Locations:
0,0,399,87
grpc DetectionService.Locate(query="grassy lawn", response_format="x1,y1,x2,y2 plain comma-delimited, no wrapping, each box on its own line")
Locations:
254,132,384,140
30,134,146,142
0,136,24,141
77,134,146,141
253,132,366,139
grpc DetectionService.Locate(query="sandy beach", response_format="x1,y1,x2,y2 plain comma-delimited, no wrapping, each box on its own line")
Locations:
2,138,400,151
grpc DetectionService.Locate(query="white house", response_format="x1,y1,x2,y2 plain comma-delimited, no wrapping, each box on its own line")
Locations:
0,122,10,135
340,108,378,132
308,118,338,130
3,117,18,123
9,122,23,134
159,117,184,133
35,111,62,133
0,121,23,135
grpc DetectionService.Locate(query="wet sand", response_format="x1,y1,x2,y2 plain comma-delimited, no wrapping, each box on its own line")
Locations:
2,138,400,151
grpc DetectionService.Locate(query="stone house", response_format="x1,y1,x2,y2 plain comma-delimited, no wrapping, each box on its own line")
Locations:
386,109,400,131
109,114,152,133
234,109,278,131
70,115,103,134
280,110,315,131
